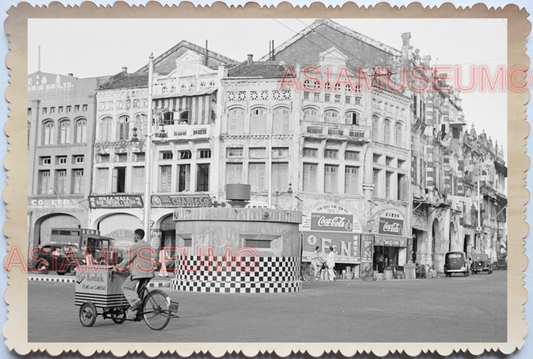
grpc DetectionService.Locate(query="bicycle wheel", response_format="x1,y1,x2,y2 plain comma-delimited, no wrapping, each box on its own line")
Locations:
79,302,97,327
110,308,127,324
302,265,315,282
325,269,337,283
143,289,171,330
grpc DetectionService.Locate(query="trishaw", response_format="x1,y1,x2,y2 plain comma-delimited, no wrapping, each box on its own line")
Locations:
75,266,179,330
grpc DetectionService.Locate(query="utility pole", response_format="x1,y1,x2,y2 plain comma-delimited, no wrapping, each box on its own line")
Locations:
143,54,154,239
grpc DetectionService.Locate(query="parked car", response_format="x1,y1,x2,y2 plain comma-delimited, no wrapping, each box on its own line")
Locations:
471,253,493,274
444,251,469,277
30,228,116,275
29,244,78,275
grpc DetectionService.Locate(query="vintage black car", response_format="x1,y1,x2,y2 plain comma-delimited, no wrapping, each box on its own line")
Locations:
444,251,469,277
471,253,493,274
29,244,79,275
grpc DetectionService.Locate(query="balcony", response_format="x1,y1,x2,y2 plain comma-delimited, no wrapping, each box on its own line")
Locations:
158,124,211,141
301,121,370,142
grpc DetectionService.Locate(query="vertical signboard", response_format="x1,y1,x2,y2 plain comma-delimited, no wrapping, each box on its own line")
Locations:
360,234,374,276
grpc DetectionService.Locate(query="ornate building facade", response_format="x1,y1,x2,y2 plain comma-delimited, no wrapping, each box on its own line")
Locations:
27,72,109,248
89,41,236,250
27,20,507,276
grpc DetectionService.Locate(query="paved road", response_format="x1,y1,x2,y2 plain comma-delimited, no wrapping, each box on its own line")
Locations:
28,270,506,343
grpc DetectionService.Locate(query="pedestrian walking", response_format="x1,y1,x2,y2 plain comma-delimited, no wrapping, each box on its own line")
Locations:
310,246,323,279
326,246,336,280
159,247,169,277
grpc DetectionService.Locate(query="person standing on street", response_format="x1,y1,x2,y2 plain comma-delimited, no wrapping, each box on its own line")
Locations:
310,246,323,280
326,246,336,280
116,229,155,312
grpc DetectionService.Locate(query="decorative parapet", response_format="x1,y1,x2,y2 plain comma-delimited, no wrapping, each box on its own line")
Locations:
372,141,410,155
221,134,293,141
94,140,145,152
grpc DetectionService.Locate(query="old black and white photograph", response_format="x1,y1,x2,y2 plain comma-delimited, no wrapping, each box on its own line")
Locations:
21,14,512,346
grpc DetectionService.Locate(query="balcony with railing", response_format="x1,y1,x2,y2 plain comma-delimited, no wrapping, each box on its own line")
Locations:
301,121,370,142
154,124,212,141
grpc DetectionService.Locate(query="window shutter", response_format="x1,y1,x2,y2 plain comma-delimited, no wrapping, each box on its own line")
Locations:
160,166,171,192
97,169,109,193
112,168,118,192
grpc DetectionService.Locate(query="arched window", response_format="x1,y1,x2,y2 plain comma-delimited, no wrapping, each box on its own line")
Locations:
395,122,403,147
117,115,130,140
228,108,245,135
42,120,54,145
58,120,70,144
384,119,392,144
372,115,380,142
303,108,318,122
324,110,339,123
273,107,290,134
134,114,147,139
75,119,87,143
334,83,341,91
345,112,359,125
250,108,267,134
100,117,112,142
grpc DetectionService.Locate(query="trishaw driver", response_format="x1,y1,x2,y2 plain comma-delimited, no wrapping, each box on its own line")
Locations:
115,229,155,312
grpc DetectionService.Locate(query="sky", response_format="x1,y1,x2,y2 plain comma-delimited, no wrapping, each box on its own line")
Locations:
27,17,508,154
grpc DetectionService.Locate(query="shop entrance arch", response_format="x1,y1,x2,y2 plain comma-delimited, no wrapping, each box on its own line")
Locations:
464,234,471,255
96,213,142,249
35,213,80,246
160,214,176,252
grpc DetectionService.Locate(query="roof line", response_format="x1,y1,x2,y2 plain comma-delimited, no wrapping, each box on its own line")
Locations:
135,39,238,73
259,19,402,62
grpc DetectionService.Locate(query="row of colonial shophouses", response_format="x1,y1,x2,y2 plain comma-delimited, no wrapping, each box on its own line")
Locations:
27,19,507,276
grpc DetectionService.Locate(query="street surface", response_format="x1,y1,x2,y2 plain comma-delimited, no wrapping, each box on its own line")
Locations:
28,270,507,342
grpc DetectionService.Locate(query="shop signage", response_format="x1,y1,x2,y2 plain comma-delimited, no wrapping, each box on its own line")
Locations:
310,213,354,232
28,75,74,92
302,231,360,264
378,217,404,235
151,194,212,208
88,195,143,209
374,235,407,247
29,198,81,210
301,203,363,233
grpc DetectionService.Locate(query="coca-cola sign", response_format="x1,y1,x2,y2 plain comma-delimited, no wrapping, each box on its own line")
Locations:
378,218,404,235
311,213,353,232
